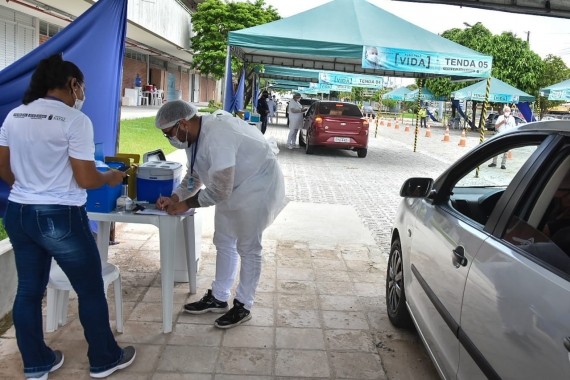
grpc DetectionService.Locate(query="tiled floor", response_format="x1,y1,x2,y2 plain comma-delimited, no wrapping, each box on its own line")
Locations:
0,228,393,380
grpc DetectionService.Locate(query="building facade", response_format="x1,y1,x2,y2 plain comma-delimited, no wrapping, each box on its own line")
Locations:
0,0,220,104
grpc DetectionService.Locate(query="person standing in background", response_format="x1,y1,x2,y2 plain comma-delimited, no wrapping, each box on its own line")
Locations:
489,106,517,170
267,95,277,124
286,93,307,149
257,91,270,134
0,54,135,380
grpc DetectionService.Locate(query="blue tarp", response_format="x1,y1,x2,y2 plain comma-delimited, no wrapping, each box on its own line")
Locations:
229,69,245,113
223,56,235,113
0,0,127,214
517,102,537,122
452,100,473,128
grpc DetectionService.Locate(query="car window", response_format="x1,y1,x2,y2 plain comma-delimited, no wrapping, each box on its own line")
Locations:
448,143,541,225
455,145,539,188
501,151,570,276
318,102,362,117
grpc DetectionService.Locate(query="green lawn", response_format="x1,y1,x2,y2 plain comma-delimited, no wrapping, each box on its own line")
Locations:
118,117,177,159
0,219,6,241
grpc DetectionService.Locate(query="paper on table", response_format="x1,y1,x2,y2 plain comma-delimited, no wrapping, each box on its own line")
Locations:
135,208,195,216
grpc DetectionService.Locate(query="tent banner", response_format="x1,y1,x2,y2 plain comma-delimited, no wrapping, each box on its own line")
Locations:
318,72,383,89
548,89,570,101
453,91,518,103
298,87,326,94
309,82,352,92
362,46,492,78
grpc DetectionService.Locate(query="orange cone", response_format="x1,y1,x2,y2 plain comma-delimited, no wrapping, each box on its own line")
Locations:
380,117,384,126
458,129,467,147
404,123,410,132
442,126,450,142
425,123,431,137
508,151,513,159
387,120,392,128
395,121,400,130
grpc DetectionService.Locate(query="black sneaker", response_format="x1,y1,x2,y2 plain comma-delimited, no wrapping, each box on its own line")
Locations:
488,163,496,167
184,289,229,314
501,165,506,169
27,350,64,380
214,299,252,329
90,346,136,379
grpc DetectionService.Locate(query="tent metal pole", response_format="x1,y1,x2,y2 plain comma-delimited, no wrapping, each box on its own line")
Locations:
252,72,256,113
413,80,423,152
475,77,491,178
222,45,231,111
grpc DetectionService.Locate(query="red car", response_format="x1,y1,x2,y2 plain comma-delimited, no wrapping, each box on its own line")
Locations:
299,101,369,158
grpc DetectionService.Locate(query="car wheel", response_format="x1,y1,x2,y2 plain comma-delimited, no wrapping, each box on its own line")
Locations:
299,131,306,147
386,239,412,328
305,131,315,155
357,148,367,158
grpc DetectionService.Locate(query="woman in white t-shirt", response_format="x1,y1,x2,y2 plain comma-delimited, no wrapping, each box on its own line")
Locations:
0,54,135,379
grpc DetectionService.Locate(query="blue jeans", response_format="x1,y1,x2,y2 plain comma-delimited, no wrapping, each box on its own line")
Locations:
4,202,123,377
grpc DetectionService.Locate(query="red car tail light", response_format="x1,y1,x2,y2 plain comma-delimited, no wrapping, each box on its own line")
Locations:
314,117,323,129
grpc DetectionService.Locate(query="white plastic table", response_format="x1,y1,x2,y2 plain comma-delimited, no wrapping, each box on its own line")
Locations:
87,210,202,333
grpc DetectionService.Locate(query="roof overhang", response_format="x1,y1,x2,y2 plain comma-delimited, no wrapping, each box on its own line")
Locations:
391,0,570,19
4,0,195,66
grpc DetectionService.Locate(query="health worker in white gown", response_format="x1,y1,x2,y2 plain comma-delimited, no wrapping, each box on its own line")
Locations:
154,100,287,329
286,93,307,149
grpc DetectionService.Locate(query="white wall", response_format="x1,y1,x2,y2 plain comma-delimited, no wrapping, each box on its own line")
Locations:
0,240,16,320
127,0,191,49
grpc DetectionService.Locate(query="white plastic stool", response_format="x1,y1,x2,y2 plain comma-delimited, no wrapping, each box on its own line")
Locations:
45,261,123,333
140,96,148,106
154,91,163,106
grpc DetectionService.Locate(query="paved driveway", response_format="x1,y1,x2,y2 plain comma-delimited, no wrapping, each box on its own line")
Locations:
1,117,489,380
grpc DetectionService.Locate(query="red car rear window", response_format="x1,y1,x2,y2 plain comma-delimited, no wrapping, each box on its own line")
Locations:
318,102,362,117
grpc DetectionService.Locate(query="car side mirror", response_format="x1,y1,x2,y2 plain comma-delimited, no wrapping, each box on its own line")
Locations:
400,178,434,198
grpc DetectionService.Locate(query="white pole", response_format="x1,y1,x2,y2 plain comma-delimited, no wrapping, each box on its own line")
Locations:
222,45,231,110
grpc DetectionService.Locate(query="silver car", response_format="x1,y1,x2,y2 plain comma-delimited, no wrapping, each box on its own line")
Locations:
387,121,570,380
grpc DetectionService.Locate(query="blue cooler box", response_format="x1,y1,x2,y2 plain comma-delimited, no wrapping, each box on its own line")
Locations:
137,161,183,203
86,166,122,213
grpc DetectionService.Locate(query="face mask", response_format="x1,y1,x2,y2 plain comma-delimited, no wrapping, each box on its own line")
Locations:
72,85,85,111
504,112,511,117
168,124,189,149
368,54,378,62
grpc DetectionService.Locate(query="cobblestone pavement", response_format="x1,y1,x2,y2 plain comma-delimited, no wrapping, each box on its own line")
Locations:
269,119,484,257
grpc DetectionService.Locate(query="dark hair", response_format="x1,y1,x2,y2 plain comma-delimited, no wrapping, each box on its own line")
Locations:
22,53,84,105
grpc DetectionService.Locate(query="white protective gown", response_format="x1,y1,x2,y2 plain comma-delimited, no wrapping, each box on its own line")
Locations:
173,111,288,238
288,99,304,130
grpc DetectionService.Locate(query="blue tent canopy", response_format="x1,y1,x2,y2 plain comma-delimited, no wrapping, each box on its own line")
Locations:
229,0,491,80
452,77,535,103
404,88,445,101
539,79,570,101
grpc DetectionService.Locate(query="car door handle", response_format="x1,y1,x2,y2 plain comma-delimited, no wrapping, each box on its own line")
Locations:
564,337,570,352
452,246,468,268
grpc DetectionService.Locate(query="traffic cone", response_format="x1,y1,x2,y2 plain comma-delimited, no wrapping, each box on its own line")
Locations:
404,123,410,132
508,151,513,159
425,123,431,137
458,129,467,147
380,117,384,126
387,120,392,128
442,126,450,142
395,121,400,130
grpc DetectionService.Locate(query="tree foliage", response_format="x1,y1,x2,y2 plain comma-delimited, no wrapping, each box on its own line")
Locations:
537,54,570,117
424,23,544,100
190,0,280,79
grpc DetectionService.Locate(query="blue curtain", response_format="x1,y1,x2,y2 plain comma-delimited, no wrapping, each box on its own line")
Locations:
0,0,127,214
517,102,537,122
253,75,259,110
451,100,473,128
229,68,245,113
223,54,234,113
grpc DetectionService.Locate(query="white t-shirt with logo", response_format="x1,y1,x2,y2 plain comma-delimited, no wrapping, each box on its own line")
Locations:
0,98,95,205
